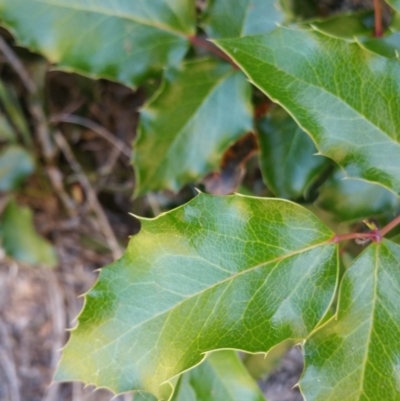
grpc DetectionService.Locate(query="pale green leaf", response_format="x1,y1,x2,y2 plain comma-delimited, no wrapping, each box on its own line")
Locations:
0,200,58,268
316,169,399,222
0,0,195,87
133,59,253,195
202,0,285,38
258,105,330,200
172,351,265,401
0,145,35,191
215,27,400,194
301,240,400,401
56,193,338,399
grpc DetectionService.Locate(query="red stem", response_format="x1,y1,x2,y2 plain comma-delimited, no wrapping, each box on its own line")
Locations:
373,0,383,37
332,214,400,244
188,36,238,69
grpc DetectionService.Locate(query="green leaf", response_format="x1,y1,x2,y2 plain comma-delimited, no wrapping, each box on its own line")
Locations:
0,0,195,87
215,27,400,194
387,0,400,12
133,59,253,195
0,200,58,268
201,0,285,38
310,11,374,40
0,145,35,191
316,169,399,222
171,351,265,401
258,106,330,200
301,240,400,401
56,193,338,399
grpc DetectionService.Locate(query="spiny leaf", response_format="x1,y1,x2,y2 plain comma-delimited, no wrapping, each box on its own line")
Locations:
0,0,195,87
258,105,330,200
56,193,338,399
201,0,285,38
171,351,265,401
133,59,253,195
301,240,400,401
215,27,400,195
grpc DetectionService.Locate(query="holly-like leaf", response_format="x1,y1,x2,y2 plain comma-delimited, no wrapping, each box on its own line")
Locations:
201,0,285,38
258,106,330,200
56,193,338,399
301,240,400,401
0,145,35,191
171,350,265,401
0,200,58,268
0,0,195,87
316,169,399,222
133,59,253,195
215,27,400,194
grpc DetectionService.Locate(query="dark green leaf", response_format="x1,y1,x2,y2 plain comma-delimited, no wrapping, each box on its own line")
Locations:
202,0,285,38
258,106,330,199
316,169,399,222
301,240,400,401
133,59,253,195
0,0,195,87
215,27,400,194
310,11,374,39
0,145,35,191
172,351,265,401
56,193,338,399
0,200,58,267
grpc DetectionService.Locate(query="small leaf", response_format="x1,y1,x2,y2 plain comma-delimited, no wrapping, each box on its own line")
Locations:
316,169,399,222
258,106,330,200
171,351,265,401
301,240,400,401
215,27,400,195
0,200,58,268
0,0,195,87
0,145,35,191
133,59,253,195
202,0,285,38
56,193,338,399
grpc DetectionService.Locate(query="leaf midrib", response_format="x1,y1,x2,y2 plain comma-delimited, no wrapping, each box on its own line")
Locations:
32,0,189,37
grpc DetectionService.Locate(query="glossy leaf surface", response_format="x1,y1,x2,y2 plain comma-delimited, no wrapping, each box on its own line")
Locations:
0,145,35,191
0,200,58,267
171,351,265,401
134,59,252,195
0,0,194,87
258,106,330,199
216,27,400,194
202,0,284,38
316,169,399,222
301,240,400,401
57,193,338,399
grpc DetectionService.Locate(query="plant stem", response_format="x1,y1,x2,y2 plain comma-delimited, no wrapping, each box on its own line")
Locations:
188,36,238,68
332,214,400,244
373,0,383,37
331,232,379,243
379,215,400,237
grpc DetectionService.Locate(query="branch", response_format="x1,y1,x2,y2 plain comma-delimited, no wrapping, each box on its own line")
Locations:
373,0,383,37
